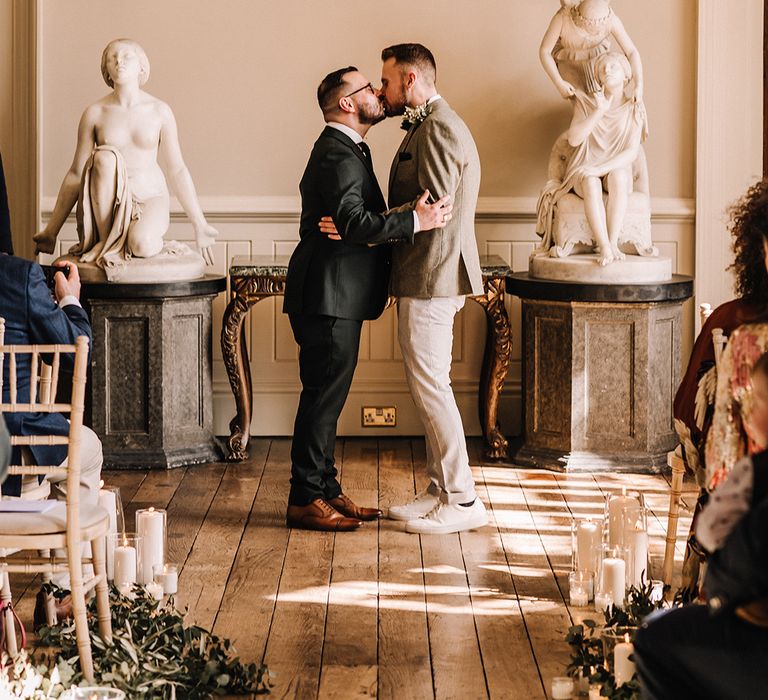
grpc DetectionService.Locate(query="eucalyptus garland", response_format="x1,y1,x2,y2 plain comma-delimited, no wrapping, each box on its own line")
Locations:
27,584,273,698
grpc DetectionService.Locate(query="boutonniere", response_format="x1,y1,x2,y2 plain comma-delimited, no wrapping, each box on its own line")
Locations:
400,103,431,130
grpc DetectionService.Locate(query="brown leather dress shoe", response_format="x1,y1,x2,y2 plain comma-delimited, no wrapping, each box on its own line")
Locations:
286,498,364,531
328,493,383,521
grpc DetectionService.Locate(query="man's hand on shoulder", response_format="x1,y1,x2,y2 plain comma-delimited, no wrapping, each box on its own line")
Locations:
53,262,81,304
414,190,452,232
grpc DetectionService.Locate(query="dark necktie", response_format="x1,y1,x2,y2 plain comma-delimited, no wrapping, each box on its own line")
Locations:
358,142,372,164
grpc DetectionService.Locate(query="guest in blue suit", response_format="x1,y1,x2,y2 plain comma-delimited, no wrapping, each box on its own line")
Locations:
0,254,102,504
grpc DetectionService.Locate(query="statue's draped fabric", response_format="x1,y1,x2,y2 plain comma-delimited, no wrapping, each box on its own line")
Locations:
536,92,647,250
70,145,136,275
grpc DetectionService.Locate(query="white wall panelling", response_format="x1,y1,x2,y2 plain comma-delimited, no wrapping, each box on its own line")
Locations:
41,196,695,437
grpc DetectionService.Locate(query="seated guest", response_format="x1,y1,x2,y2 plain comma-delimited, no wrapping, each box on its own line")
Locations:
634,354,768,700
672,179,768,588
674,179,768,488
0,254,102,621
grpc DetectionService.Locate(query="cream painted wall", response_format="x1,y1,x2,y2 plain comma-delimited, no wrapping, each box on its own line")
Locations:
37,0,698,437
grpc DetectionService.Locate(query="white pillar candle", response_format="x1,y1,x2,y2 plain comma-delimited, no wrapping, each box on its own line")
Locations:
602,557,626,608
98,485,118,579
136,508,166,585
577,519,602,574
551,676,574,699
607,490,642,547
630,527,649,587
114,542,137,587
614,635,636,685
145,580,164,601
156,563,178,596
650,580,664,604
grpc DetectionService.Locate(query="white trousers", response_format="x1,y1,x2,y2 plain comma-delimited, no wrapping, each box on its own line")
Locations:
398,296,477,505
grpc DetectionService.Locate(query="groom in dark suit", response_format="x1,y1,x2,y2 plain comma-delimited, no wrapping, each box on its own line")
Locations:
284,66,451,531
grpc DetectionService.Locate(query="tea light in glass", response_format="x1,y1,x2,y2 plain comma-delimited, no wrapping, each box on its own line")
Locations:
551,676,574,699
71,688,126,700
568,570,593,607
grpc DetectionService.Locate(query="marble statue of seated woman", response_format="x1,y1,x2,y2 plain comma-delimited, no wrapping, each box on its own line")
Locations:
34,39,218,282
535,51,655,266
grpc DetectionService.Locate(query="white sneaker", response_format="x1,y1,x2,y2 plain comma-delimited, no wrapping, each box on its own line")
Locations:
387,489,440,521
405,499,488,535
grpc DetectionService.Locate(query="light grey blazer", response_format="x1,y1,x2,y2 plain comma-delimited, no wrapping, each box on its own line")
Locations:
387,98,483,298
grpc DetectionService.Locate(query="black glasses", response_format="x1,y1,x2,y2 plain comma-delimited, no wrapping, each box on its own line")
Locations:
344,82,375,98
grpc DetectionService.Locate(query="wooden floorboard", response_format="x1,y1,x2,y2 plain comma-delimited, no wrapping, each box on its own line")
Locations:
9,437,701,699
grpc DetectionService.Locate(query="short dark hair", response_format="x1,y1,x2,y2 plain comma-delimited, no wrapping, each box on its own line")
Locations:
753,351,768,382
317,66,357,115
381,43,436,83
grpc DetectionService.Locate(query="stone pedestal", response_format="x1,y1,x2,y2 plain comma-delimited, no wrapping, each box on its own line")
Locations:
506,273,693,473
83,276,227,469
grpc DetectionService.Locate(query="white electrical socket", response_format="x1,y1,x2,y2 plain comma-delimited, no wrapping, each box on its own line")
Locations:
362,406,396,427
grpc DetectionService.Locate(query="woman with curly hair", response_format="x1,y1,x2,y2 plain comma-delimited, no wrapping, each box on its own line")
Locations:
675,179,768,487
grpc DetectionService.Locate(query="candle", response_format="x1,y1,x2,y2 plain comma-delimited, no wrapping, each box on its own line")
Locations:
114,540,137,587
551,676,574,699
589,685,602,700
156,563,178,596
630,525,649,587
569,570,593,607
602,557,626,608
136,508,166,585
614,634,636,685
145,580,164,601
607,489,642,547
98,484,118,579
576,518,602,575
594,592,611,613
650,580,664,604
570,589,589,607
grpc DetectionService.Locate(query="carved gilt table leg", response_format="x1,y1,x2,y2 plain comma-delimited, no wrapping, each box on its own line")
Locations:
471,277,512,459
221,278,258,461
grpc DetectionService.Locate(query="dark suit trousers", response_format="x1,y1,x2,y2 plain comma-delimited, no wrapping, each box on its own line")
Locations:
288,314,362,506
634,604,768,700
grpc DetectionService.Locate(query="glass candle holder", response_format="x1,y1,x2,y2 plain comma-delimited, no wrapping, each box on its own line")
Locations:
135,507,167,585
650,579,665,604
551,676,575,699
99,483,125,581
596,545,629,609
108,532,142,588
155,562,178,596
571,517,603,577
568,570,593,607
604,488,645,549
72,688,126,700
601,626,638,685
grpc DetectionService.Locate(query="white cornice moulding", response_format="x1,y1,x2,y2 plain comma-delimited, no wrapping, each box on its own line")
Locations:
41,195,695,224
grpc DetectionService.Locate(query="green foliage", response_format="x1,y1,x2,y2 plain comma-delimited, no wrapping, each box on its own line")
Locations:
564,581,682,700
34,584,273,698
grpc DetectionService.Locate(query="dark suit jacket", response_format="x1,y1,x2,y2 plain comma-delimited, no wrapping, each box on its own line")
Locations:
0,254,92,496
0,152,13,255
283,126,415,320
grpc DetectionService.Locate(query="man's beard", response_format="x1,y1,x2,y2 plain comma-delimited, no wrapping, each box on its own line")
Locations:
383,85,407,117
358,101,386,125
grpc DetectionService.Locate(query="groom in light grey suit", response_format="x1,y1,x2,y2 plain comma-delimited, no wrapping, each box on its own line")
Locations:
379,43,488,535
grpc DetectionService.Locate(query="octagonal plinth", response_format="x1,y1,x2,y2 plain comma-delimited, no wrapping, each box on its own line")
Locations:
507,273,693,473
83,276,226,470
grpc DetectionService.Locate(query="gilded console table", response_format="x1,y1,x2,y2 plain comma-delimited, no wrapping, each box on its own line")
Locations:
221,254,512,462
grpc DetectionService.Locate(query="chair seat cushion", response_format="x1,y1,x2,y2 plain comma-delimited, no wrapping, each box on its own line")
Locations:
0,502,109,536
